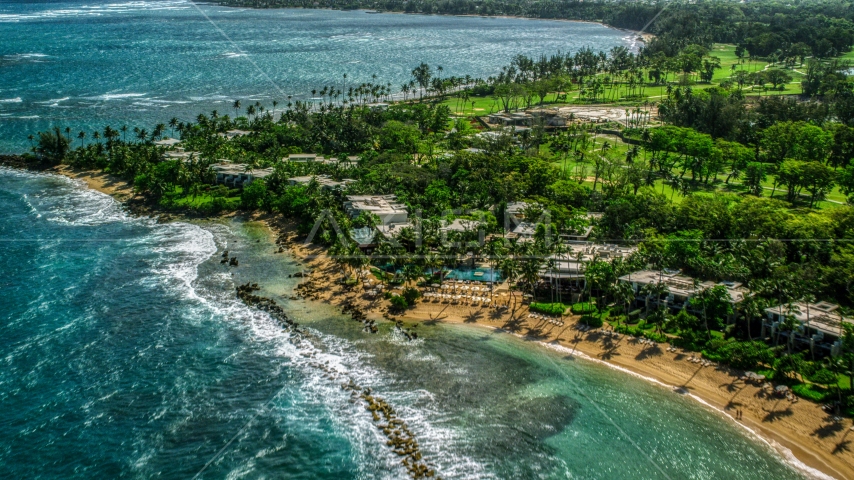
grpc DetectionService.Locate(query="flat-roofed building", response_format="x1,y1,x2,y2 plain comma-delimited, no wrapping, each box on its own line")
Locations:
211,163,273,188
505,201,530,223
440,218,483,233
286,153,325,163
154,138,182,147
764,301,852,355
219,129,251,139
488,112,532,127
343,194,408,225
541,243,637,282
618,270,748,319
287,175,354,191
162,148,200,162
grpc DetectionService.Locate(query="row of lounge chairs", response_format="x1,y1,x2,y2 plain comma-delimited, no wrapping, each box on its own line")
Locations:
528,313,564,326
423,292,502,307
686,355,716,367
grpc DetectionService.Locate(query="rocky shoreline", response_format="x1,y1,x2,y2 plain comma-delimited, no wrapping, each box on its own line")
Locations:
7,163,851,480
234,281,437,478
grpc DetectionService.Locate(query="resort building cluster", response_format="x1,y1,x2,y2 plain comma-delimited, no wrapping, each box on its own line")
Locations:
152,137,854,358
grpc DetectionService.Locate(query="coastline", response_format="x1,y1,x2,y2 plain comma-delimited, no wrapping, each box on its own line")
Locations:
446,13,654,42
44,165,854,480
221,6,655,43
266,218,854,480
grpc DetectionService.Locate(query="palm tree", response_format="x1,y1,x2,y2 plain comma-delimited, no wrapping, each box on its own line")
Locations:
738,295,764,340
692,280,713,341
499,257,520,309
613,281,635,329
641,281,669,329
169,117,178,138
779,314,800,355
401,264,423,286
77,131,86,148
424,252,443,283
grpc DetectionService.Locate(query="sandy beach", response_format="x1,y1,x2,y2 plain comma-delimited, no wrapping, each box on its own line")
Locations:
275,227,854,480
55,165,136,201
51,166,854,480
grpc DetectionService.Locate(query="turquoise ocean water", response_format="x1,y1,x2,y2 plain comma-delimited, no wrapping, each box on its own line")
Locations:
0,0,636,153
0,167,819,479
0,3,826,478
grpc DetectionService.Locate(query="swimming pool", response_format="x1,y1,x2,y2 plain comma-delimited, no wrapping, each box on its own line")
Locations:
444,267,502,282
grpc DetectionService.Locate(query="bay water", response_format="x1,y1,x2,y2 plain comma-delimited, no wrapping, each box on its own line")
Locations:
0,1,635,153
0,168,813,478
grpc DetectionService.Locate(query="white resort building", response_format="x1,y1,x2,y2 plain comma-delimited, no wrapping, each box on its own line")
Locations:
211,163,273,188
343,194,410,235
287,175,354,191
763,301,853,355
618,269,749,320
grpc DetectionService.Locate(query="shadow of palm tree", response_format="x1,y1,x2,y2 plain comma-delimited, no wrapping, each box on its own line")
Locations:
812,421,845,439
678,365,705,389
599,345,621,360
832,440,851,455
501,316,525,333
634,344,663,360
464,309,484,323
721,379,743,394
524,327,549,340
762,400,793,422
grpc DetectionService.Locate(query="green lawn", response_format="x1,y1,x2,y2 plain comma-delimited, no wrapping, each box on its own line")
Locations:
161,186,241,211
439,43,818,117
545,132,848,210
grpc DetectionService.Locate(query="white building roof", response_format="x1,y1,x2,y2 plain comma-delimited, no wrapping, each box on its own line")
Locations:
154,138,182,147
765,301,853,338
288,175,353,189
440,219,483,232
618,269,748,303
286,153,325,163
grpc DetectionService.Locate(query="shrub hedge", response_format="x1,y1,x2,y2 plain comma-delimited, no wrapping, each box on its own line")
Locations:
792,383,831,403
571,302,597,314
530,302,568,316
580,314,603,328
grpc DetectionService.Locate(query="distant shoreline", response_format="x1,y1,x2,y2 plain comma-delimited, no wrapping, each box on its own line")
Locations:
220,5,654,43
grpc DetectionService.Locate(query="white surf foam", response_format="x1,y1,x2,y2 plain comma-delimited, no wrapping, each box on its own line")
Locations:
85,92,147,101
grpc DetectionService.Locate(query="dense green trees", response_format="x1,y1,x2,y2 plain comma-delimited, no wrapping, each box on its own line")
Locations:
24,9,854,408
35,127,70,166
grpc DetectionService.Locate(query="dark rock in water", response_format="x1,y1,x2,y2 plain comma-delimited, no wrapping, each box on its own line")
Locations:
229,257,238,266
293,272,304,278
